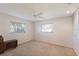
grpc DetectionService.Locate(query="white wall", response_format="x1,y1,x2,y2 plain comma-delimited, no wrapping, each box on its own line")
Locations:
0,12,34,45
0,11,74,49
35,16,73,48
73,9,79,55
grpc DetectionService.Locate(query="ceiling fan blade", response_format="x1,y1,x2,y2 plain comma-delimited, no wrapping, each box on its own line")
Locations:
33,12,43,16
38,16,44,18
37,12,43,15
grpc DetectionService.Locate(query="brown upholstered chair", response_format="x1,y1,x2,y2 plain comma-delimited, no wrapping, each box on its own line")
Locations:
0,35,6,53
0,35,18,54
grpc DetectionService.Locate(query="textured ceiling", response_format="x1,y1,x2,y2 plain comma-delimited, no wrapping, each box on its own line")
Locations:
0,3,79,21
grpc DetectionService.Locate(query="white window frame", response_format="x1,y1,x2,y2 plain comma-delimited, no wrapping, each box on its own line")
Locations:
10,22,26,33
41,23,53,32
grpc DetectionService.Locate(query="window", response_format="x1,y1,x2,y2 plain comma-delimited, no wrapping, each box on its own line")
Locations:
41,24,52,32
10,22,25,33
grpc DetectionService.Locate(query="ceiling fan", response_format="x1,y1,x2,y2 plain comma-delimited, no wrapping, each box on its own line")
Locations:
33,12,44,19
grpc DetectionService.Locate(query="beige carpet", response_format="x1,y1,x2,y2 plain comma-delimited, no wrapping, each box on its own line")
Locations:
0,40,76,56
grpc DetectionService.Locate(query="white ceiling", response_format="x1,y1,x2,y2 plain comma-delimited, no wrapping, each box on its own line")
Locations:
0,3,79,21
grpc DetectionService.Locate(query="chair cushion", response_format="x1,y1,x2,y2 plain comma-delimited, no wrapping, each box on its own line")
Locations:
0,35,4,43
